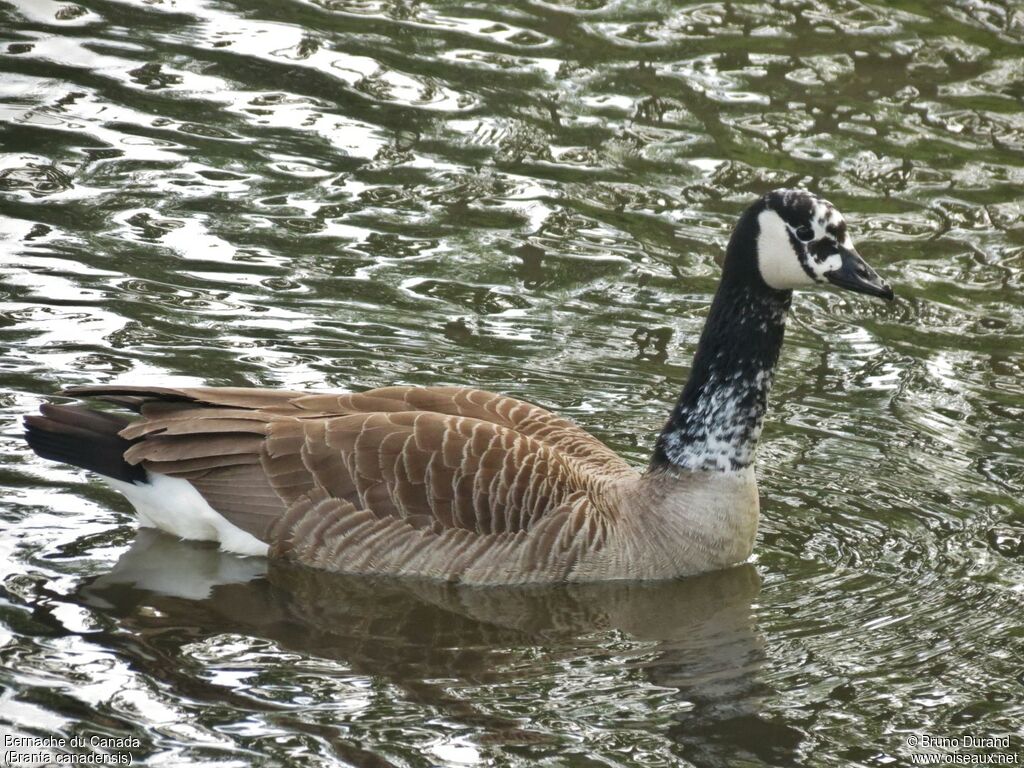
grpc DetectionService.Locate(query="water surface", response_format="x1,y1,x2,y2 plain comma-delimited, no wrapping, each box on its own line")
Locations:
1,0,1022,765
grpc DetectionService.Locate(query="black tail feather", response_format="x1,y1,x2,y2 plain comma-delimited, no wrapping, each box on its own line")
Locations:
24,404,147,484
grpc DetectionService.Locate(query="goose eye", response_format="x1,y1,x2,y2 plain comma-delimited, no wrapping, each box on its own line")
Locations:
795,225,815,242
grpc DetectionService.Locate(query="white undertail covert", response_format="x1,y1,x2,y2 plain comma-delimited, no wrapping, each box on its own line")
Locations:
106,473,270,557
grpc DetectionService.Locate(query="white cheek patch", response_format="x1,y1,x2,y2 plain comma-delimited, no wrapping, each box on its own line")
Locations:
755,209,816,290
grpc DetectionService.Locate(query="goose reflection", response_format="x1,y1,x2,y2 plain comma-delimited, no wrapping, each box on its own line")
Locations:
77,531,796,766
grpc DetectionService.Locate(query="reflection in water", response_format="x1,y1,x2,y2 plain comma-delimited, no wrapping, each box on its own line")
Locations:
79,531,768,766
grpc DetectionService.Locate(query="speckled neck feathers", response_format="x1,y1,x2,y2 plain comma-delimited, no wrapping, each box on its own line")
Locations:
651,200,792,473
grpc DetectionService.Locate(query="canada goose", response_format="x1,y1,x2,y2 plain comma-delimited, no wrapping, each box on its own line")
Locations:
25,189,893,585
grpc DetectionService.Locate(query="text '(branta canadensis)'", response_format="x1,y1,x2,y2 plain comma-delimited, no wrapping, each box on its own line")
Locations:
25,189,894,585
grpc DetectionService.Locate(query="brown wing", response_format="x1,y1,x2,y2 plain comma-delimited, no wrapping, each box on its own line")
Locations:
60,385,630,578
293,386,634,479
63,384,633,478
62,385,308,412
296,411,598,522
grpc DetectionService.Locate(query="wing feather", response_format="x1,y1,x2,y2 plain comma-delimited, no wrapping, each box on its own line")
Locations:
58,384,635,580
294,386,633,478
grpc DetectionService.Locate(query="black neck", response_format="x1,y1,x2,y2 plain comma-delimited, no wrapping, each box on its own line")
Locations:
650,202,792,473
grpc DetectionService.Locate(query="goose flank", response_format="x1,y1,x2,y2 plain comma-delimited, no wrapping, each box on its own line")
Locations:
24,189,894,585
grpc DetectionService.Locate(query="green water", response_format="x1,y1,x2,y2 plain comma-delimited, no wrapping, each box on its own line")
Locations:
1,0,1022,765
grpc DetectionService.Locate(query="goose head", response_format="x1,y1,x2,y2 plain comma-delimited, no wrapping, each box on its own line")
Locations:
745,189,894,301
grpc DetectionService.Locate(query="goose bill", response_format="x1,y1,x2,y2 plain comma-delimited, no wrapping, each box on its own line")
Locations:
825,245,894,301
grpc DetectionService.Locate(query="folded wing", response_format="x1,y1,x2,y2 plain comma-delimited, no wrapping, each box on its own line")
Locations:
60,385,635,580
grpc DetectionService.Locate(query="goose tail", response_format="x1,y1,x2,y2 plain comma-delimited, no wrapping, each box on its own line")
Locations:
24,403,147,484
